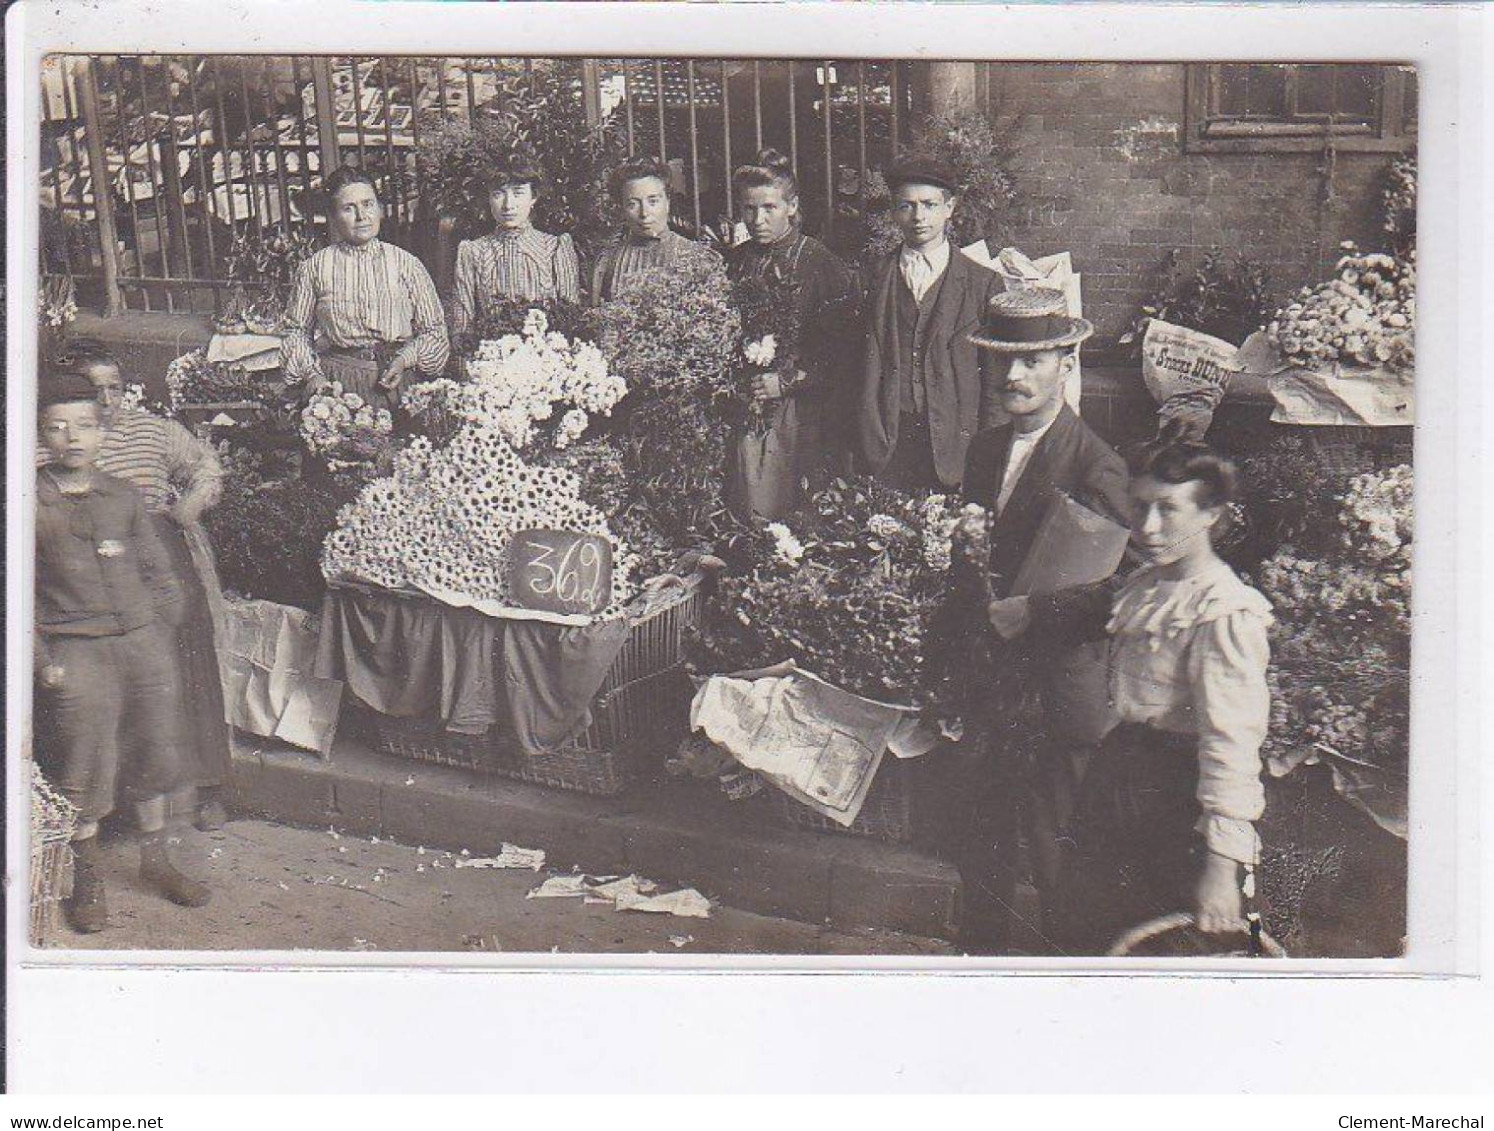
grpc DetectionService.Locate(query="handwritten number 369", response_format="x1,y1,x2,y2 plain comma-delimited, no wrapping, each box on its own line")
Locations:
524,539,602,608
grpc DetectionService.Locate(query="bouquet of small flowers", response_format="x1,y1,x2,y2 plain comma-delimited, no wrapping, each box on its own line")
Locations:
1255,463,1411,833
732,272,805,433
321,422,638,617
408,309,625,455
1266,243,1415,372
299,382,396,473
690,478,964,706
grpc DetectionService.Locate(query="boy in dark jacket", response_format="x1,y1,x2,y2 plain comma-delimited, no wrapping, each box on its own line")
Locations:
35,370,211,934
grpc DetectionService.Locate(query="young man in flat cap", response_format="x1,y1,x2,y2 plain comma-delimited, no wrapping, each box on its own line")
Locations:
857,157,1001,491
943,287,1131,952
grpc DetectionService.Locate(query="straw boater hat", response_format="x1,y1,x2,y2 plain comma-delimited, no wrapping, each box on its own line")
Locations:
968,286,1095,352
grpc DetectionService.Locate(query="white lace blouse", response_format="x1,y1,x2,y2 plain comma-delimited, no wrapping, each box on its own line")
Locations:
1104,559,1274,864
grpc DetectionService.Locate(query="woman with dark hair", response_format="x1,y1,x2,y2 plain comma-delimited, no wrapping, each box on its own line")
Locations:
49,340,232,832
590,154,720,304
282,165,449,408
724,148,857,519
448,154,582,355
987,421,1274,952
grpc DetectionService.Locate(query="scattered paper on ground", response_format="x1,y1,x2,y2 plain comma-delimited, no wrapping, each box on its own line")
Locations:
524,872,712,919
615,887,712,919
669,935,694,948
455,844,546,871
526,875,588,899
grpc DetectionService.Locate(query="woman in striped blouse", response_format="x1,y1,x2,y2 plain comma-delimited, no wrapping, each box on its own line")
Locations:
448,156,582,357
590,155,721,305
59,340,232,832
281,166,450,409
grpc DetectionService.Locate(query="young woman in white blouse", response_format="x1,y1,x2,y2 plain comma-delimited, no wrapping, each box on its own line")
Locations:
988,422,1273,952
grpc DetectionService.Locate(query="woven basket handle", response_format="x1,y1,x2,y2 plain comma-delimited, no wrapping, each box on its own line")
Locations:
1107,912,1287,958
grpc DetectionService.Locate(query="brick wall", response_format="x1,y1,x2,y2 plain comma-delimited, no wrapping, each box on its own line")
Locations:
985,63,1401,350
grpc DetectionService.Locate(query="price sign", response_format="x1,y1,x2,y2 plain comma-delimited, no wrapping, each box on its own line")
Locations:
509,529,613,617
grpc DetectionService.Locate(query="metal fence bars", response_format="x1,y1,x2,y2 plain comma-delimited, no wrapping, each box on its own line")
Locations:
42,55,918,316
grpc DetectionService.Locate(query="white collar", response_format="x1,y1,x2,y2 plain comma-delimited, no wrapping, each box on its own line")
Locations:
900,239,950,273
1010,410,1060,448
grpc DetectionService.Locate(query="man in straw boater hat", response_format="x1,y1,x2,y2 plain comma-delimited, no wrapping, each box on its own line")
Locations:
856,156,1001,490
935,286,1132,953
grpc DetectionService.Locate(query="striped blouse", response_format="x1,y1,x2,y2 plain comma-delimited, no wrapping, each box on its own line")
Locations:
38,409,224,515
281,240,450,384
450,228,582,342
590,229,722,304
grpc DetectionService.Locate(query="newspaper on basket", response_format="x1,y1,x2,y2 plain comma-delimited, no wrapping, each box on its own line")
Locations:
1140,318,1241,435
1234,329,1414,427
690,662,938,827
962,243,1084,410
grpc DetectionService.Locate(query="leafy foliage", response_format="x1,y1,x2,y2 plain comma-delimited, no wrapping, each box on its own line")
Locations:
1121,247,1273,354
689,478,963,706
415,70,626,254
205,450,360,609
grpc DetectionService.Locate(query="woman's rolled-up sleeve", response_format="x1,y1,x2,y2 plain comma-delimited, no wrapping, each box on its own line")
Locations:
1188,609,1271,864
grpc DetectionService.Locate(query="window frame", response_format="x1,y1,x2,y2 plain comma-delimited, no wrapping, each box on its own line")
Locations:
1184,63,1415,154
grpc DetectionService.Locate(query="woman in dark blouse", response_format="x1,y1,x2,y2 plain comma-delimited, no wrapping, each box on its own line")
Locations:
725,149,858,521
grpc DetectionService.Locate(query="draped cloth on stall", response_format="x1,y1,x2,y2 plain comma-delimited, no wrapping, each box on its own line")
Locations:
314,584,630,754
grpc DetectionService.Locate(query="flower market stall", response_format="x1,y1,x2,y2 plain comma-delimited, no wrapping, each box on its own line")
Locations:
312,307,710,794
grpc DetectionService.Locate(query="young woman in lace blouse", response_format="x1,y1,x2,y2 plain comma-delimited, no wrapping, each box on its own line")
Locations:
988,425,1273,952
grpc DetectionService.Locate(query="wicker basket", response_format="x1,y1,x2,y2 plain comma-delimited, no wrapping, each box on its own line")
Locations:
771,756,917,844
368,572,706,796
30,766,76,945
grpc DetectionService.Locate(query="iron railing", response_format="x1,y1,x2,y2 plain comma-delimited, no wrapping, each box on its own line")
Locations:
41,54,918,316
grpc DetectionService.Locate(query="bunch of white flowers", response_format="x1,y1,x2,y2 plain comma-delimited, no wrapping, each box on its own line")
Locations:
1340,463,1413,567
742,334,778,368
765,521,805,566
1267,244,1415,372
420,308,627,454
916,494,966,572
321,422,638,617
866,513,913,542
299,382,395,470
119,383,149,414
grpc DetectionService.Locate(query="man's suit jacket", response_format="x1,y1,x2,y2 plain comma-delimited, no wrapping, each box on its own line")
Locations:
857,247,1001,488
961,402,1130,599
958,403,1132,743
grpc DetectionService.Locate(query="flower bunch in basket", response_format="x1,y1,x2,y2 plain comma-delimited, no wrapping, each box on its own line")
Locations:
732,271,805,433
165,348,274,415
321,422,638,617
690,478,965,706
408,309,625,455
299,381,396,473
1255,463,1411,819
1266,243,1415,372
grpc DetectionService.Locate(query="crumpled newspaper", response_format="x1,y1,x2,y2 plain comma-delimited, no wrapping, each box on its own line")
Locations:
454,844,547,871
525,872,712,919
